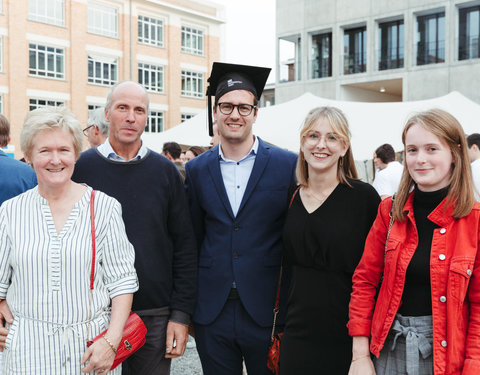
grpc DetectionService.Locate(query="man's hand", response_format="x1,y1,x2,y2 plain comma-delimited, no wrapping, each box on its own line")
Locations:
165,321,188,359
0,300,13,351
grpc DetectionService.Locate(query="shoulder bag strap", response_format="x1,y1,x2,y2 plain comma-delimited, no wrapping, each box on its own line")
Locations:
87,189,96,343
270,185,301,340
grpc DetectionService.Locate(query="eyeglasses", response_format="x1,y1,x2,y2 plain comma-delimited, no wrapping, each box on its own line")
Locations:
82,125,94,136
303,132,342,147
217,102,256,116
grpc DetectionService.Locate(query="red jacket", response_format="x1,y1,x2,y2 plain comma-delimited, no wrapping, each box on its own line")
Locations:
348,192,480,375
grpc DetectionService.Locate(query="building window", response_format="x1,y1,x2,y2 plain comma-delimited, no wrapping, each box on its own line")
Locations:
138,63,164,93
181,26,204,55
138,15,164,47
28,0,65,26
279,35,302,82
378,20,404,70
146,111,163,133
344,26,367,74
29,98,65,111
0,96,3,114
416,12,445,65
88,104,102,111
88,2,118,38
310,32,332,79
88,55,117,86
459,6,480,60
181,71,204,98
181,113,194,122
29,44,65,79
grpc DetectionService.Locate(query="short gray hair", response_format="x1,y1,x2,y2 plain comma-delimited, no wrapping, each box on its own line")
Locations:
88,107,109,136
105,81,150,113
21,106,83,159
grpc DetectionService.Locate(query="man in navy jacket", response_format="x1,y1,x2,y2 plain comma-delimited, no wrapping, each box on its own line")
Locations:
185,63,297,375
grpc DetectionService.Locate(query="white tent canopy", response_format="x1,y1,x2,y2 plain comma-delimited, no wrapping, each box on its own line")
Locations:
142,91,480,161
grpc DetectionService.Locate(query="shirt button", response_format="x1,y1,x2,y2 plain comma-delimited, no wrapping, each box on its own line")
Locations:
441,340,447,347
440,228,446,234
467,269,472,276
438,254,446,261
440,296,446,303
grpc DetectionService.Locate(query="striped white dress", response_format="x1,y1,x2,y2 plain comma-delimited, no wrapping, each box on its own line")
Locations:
0,186,138,374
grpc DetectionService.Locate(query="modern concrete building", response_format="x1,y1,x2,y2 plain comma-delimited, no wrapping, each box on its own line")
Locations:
0,0,224,157
275,0,480,104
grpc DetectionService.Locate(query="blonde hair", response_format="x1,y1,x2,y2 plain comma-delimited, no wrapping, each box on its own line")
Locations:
21,106,83,159
393,108,475,221
296,106,358,187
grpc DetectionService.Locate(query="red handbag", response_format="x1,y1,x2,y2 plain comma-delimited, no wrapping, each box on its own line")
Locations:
267,186,300,374
86,190,147,370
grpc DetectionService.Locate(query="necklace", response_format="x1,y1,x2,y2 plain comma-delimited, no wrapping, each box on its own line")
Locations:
305,187,328,204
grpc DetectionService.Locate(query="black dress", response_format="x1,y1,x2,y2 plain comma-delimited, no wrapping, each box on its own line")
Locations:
279,179,380,374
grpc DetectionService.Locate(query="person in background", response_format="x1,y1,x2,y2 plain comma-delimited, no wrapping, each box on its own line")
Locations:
372,143,403,200
348,109,480,375
467,133,480,201
0,113,37,205
162,141,186,181
185,62,297,375
280,107,380,374
72,81,197,375
0,106,138,374
184,146,206,163
83,107,109,148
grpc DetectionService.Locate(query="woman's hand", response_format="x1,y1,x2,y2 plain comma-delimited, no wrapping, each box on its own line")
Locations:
348,355,376,375
0,299,13,351
81,336,116,374
349,336,375,375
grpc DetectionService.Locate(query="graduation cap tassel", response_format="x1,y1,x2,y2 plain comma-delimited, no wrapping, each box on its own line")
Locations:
207,91,213,137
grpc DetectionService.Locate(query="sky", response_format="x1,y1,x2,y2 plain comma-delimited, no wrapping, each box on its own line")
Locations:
216,0,276,82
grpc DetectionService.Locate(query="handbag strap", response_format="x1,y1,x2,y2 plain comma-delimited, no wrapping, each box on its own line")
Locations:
270,185,301,340
90,189,96,290
87,189,96,342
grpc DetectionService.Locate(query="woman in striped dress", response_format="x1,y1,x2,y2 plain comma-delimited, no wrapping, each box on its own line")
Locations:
0,107,138,374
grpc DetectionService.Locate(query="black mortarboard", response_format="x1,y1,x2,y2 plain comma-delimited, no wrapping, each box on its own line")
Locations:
206,62,271,136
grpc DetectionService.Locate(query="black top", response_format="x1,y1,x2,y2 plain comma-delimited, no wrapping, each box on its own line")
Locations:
399,186,448,316
72,148,197,321
279,179,380,374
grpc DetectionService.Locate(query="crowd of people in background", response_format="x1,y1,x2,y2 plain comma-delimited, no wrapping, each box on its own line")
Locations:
0,61,479,375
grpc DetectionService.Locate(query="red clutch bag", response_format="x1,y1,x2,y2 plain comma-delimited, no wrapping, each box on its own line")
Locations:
86,191,147,370
87,312,147,370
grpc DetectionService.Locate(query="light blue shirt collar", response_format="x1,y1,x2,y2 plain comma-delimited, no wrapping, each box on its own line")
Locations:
97,138,148,162
218,136,259,162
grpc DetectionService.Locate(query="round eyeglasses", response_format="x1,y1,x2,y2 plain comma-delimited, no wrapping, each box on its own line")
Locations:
303,132,342,147
82,125,94,136
217,102,256,116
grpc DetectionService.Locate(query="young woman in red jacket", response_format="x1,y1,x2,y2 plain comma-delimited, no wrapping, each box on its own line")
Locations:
348,108,480,375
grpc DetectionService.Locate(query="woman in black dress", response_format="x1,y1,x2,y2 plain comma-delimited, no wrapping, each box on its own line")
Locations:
279,107,380,374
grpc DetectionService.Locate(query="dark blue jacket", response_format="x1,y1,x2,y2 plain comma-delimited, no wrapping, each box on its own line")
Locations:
185,137,297,327
0,150,37,205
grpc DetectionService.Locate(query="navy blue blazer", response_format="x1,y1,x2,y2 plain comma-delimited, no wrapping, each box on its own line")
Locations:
185,137,297,327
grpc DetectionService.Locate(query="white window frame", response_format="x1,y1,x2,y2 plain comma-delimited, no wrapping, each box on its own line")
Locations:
88,55,118,86
138,15,164,47
29,98,65,111
181,70,204,98
0,95,3,114
28,0,65,27
88,2,118,38
181,25,204,56
146,111,164,133
29,43,65,80
138,63,164,93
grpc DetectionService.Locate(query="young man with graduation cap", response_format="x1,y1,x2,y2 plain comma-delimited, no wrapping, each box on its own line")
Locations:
184,63,297,374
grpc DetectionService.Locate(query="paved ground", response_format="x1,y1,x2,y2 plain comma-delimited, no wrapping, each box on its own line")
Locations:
171,345,202,375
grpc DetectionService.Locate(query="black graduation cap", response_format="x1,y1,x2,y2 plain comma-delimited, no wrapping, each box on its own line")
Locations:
206,62,271,136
